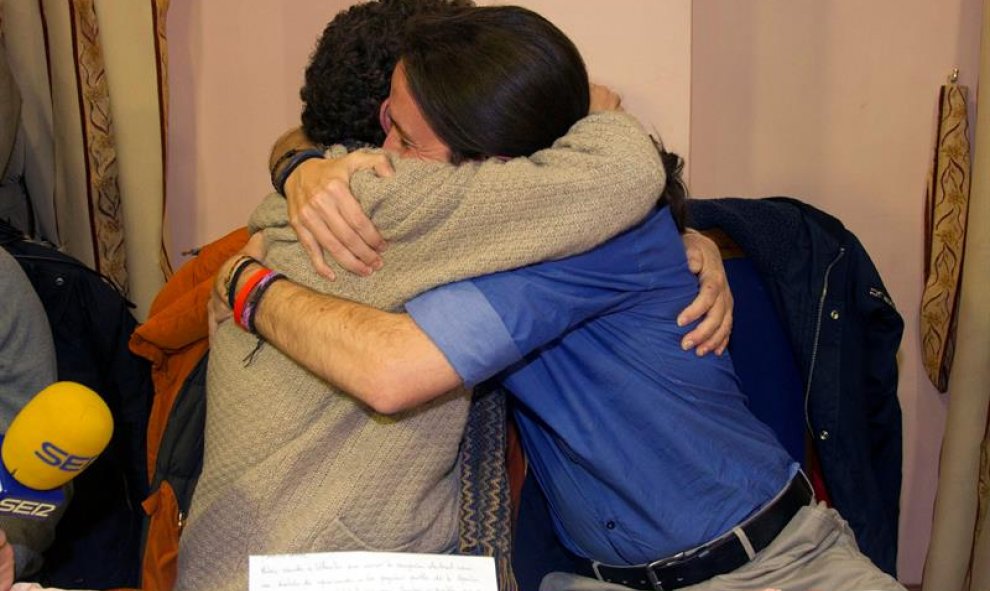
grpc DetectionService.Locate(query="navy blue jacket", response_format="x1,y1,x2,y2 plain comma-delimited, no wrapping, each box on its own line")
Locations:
689,197,904,575
2,222,151,588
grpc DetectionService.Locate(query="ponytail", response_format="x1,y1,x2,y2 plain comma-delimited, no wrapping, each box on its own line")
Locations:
652,137,688,233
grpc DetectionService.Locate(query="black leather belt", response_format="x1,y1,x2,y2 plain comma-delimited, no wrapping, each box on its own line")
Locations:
580,475,814,591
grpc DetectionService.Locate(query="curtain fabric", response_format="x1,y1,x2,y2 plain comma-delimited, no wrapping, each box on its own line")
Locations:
922,2,990,589
1,0,170,319
920,77,970,393
70,0,129,293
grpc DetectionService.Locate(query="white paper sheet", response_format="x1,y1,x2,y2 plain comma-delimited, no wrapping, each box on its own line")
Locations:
248,551,497,591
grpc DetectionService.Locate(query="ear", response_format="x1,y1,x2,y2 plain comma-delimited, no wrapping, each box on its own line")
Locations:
379,98,392,134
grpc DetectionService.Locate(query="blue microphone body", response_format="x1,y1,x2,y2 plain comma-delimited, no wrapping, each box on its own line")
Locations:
0,435,66,521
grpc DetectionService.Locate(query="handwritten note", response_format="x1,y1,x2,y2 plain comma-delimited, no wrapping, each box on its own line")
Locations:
249,551,497,591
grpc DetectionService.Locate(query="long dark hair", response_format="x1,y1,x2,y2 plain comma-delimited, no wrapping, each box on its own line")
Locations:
654,138,688,233
400,6,590,163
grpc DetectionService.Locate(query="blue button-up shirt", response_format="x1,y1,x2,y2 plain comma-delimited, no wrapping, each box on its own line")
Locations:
406,207,796,565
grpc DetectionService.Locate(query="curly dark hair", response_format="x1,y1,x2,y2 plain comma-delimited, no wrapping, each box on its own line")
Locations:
300,0,473,147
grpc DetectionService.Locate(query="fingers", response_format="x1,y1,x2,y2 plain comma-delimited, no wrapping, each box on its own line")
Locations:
677,275,719,329
213,256,237,301
589,82,623,112
713,290,734,355
294,223,337,281
685,242,703,274
710,318,732,356
207,296,221,340
209,284,232,319
678,268,733,355
297,180,381,276
345,150,392,176
678,280,719,351
284,152,388,278
682,299,733,356
347,152,395,247
243,231,267,261
299,208,369,277
679,229,735,355
679,275,735,355
288,188,368,277
335,187,387,254
213,300,232,326
349,149,395,179
373,158,395,178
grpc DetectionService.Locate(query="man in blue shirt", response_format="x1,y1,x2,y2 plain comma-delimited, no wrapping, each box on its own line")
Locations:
405,205,795,568
401,202,906,591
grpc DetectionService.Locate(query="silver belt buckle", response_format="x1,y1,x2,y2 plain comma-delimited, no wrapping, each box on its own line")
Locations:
591,559,667,591
592,549,691,591
645,549,695,591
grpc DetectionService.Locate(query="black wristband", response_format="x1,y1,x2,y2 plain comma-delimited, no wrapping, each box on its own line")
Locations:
273,148,325,196
226,256,261,310
246,274,287,334
270,148,302,189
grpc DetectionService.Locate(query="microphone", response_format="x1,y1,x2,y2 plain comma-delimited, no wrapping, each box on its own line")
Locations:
0,382,113,520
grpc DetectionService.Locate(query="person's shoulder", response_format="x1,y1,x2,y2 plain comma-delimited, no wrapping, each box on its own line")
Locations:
575,110,650,138
0,247,30,295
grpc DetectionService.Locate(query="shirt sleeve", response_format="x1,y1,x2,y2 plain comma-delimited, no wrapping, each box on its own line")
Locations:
406,251,636,387
405,281,522,387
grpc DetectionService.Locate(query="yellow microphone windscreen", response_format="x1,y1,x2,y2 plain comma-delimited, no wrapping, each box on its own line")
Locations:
1,382,114,490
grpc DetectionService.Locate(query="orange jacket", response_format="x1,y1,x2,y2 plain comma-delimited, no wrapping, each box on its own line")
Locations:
128,227,249,591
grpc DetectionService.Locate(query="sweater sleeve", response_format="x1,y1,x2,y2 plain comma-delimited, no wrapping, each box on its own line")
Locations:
350,111,665,269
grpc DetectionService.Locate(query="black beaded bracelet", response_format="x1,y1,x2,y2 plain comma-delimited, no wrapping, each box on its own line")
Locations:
272,148,325,196
226,256,262,310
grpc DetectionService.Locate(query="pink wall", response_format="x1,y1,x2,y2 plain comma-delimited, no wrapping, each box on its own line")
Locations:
478,0,692,162
691,0,983,584
166,0,352,260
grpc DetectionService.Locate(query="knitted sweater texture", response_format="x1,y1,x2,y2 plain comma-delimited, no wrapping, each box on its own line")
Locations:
176,112,664,591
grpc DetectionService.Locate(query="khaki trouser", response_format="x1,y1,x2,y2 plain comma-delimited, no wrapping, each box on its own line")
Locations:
540,503,905,591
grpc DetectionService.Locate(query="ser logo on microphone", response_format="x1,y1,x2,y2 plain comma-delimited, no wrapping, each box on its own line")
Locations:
0,382,112,520
33,441,96,473
0,498,56,518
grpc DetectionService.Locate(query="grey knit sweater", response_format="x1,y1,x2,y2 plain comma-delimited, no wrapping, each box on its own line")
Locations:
0,248,59,579
176,112,664,591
